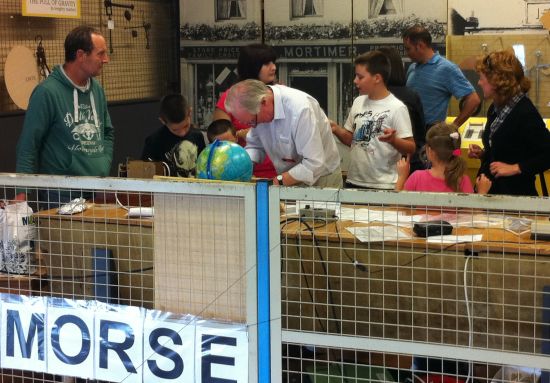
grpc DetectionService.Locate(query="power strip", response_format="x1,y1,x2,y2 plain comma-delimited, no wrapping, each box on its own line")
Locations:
299,207,337,221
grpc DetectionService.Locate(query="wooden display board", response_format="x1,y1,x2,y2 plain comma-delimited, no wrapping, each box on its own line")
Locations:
4,45,39,110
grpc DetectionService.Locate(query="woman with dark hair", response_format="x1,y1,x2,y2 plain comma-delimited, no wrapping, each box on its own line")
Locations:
235,44,277,83
213,43,277,178
469,49,550,195
378,46,426,173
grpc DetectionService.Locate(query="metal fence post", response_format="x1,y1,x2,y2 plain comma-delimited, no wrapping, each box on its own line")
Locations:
256,180,271,383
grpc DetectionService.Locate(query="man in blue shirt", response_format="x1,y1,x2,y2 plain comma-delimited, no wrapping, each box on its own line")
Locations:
403,25,480,129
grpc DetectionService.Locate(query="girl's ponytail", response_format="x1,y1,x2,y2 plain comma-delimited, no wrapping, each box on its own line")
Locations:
444,145,467,192
426,123,467,192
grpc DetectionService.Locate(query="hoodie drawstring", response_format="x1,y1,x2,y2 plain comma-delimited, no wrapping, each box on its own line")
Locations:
90,92,99,128
73,88,79,124
73,88,99,128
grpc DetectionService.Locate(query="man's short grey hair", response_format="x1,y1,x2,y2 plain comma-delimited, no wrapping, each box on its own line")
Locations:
225,79,269,115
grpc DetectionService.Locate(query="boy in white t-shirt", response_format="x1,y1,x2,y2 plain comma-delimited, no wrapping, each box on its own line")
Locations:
332,51,415,189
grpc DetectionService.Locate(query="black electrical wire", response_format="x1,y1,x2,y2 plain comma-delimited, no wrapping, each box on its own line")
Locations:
298,220,351,382
281,216,341,332
333,220,369,272
300,219,341,335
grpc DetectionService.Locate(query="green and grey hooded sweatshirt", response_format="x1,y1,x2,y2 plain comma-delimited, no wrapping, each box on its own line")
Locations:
16,65,114,177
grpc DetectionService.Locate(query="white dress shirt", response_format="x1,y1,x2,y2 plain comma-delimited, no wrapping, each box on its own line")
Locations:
245,85,341,185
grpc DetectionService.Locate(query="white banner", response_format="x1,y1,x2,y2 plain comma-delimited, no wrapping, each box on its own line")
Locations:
0,294,248,382
143,312,196,382
0,295,47,373
94,304,144,383
46,299,95,379
195,320,249,383
22,0,81,19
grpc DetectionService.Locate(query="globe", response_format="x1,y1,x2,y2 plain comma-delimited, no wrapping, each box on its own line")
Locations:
196,140,253,182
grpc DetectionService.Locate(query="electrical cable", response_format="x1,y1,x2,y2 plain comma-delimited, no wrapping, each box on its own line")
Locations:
300,219,341,335
283,215,368,272
297,243,326,333
411,244,476,383
364,241,459,275
333,219,368,272
281,216,330,230
282,216,328,332
282,215,350,382
114,191,130,211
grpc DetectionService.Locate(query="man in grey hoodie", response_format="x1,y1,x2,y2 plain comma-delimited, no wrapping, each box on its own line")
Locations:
16,25,113,207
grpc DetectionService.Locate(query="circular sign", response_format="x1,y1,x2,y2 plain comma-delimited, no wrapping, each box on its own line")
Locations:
4,45,40,110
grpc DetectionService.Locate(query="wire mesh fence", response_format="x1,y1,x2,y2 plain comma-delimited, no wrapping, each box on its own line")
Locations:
276,187,550,383
282,341,548,383
0,174,257,382
3,174,550,382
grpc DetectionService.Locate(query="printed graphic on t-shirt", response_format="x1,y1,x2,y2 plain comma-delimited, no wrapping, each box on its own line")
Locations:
165,140,199,177
64,104,104,155
352,110,389,148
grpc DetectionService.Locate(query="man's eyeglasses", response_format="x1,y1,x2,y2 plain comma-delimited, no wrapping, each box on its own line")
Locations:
240,114,258,128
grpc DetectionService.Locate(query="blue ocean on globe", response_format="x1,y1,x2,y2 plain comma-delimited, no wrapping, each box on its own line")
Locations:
196,140,253,182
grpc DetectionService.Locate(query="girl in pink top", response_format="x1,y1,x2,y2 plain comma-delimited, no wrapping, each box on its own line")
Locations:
395,122,491,193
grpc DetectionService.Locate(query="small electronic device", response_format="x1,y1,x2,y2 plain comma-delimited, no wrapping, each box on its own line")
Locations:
413,220,453,238
446,116,486,148
299,207,337,221
462,122,484,140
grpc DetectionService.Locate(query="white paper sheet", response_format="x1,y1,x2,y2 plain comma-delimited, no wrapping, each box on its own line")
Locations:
346,226,413,242
338,207,422,227
426,234,483,244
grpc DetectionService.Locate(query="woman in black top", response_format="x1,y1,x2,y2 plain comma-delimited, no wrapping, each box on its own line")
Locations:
469,49,550,196
379,47,426,173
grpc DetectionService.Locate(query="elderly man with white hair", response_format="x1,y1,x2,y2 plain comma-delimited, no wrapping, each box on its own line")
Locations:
224,79,342,188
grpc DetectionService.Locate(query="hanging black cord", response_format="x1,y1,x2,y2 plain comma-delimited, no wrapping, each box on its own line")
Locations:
35,35,50,80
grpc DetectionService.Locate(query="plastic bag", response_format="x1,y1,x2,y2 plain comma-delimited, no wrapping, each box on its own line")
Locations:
0,201,37,274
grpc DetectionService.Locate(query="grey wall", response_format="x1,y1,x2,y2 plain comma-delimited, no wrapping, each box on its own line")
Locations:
0,101,160,176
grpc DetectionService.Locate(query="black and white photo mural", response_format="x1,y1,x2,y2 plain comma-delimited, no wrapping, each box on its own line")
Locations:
368,0,403,18
291,0,323,18
449,0,550,34
180,0,447,128
216,0,246,20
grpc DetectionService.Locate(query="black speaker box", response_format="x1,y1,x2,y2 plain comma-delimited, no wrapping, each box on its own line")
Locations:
413,220,453,238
